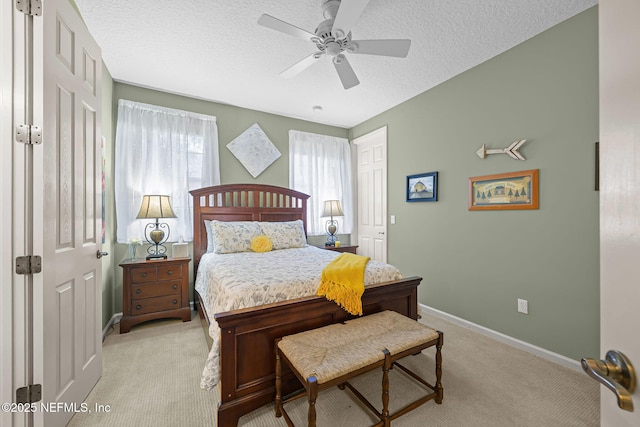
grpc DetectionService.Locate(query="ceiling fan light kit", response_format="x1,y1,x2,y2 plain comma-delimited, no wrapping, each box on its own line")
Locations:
258,0,412,89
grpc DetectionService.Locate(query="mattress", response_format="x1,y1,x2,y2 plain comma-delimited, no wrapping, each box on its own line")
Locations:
194,245,402,390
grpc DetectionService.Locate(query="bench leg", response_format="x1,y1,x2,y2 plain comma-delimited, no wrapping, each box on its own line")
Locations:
275,343,283,417
308,376,318,427
381,349,391,427
435,331,444,404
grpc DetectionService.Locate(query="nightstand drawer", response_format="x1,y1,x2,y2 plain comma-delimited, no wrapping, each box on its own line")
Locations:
131,295,182,315
158,264,182,280
131,281,181,300
129,266,157,283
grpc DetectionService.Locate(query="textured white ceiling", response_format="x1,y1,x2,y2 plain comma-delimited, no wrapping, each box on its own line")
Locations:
74,0,597,128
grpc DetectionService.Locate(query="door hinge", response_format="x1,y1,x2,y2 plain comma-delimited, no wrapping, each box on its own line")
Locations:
15,0,42,16
16,124,43,145
16,384,42,404
15,255,42,275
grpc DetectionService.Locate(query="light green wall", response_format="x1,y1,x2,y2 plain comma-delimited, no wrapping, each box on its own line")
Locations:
350,7,599,360
108,84,349,313
97,6,600,361
113,84,349,186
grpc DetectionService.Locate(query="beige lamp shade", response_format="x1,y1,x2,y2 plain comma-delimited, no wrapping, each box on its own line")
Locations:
136,195,177,219
321,200,344,218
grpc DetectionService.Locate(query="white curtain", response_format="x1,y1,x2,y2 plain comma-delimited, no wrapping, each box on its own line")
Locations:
289,130,353,236
115,99,220,243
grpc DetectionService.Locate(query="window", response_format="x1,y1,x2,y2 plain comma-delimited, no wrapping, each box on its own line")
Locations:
114,100,220,243
289,130,353,236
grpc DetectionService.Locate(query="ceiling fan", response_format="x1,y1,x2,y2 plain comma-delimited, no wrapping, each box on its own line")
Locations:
258,0,411,89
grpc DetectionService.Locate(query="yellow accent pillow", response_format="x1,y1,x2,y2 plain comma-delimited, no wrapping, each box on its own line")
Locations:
251,235,273,253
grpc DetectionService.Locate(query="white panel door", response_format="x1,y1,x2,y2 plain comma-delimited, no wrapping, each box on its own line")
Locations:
32,1,103,426
598,0,640,425
354,127,387,262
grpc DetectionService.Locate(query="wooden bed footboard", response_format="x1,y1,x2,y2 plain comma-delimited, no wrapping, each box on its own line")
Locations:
205,276,422,427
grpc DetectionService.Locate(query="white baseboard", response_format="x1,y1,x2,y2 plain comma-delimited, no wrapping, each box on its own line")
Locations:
420,304,583,373
102,313,122,342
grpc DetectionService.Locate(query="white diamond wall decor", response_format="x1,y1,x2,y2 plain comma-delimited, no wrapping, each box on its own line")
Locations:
227,123,281,178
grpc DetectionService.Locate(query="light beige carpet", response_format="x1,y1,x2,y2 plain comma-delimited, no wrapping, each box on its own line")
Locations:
69,310,599,426
67,312,215,427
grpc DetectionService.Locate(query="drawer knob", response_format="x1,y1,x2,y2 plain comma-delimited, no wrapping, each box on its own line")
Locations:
135,305,141,310
173,299,177,305
173,284,178,290
141,272,147,278
167,270,173,275
135,289,141,294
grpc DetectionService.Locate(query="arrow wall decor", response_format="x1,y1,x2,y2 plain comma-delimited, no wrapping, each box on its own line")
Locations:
476,139,527,160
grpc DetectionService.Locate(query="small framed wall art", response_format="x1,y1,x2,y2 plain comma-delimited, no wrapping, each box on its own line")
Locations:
406,171,438,202
469,169,539,211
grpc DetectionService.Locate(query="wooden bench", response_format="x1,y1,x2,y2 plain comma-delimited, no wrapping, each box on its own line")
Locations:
275,310,444,426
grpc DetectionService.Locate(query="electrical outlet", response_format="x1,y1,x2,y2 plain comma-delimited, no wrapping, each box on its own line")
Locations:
517,299,528,314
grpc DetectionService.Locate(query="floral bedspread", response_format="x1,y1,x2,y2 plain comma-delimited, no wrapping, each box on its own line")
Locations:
194,245,402,390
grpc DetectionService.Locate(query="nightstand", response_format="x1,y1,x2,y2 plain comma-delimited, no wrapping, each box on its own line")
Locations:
322,245,359,254
119,257,191,333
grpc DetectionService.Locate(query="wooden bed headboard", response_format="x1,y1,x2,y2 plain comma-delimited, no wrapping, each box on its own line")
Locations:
189,184,310,273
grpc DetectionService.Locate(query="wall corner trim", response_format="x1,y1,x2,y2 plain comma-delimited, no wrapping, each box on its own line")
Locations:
102,312,123,342
420,304,582,373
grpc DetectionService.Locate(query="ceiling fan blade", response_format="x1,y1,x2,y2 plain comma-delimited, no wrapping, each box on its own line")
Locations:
280,52,325,78
331,0,372,39
349,39,412,58
333,54,360,89
258,14,316,41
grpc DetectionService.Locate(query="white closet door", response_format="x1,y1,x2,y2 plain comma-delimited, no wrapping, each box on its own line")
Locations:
32,1,104,426
354,126,388,262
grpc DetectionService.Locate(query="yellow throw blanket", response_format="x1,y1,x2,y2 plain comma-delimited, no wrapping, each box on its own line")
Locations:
317,253,370,316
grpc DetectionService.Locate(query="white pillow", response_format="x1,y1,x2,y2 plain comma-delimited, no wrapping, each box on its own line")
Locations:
210,220,262,254
204,220,214,253
259,220,306,250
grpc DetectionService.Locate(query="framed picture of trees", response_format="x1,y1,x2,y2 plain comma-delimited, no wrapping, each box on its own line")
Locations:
468,169,539,211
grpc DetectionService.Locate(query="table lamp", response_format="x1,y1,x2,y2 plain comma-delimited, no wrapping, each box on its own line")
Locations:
136,195,177,260
321,199,344,247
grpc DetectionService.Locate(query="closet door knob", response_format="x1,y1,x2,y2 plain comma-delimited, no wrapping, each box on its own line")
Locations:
96,250,109,259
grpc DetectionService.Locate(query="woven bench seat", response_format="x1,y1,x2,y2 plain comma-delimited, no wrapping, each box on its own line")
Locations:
275,310,444,427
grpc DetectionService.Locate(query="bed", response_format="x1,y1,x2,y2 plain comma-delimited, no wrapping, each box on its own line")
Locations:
190,183,423,427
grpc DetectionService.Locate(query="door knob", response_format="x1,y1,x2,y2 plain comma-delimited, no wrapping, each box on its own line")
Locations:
581,350,636,412
96,250,109,259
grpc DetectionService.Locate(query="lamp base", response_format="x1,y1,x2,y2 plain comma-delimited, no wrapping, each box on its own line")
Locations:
146,254,168,260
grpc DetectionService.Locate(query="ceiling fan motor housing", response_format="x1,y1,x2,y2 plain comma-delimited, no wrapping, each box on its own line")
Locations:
314,19,351,57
